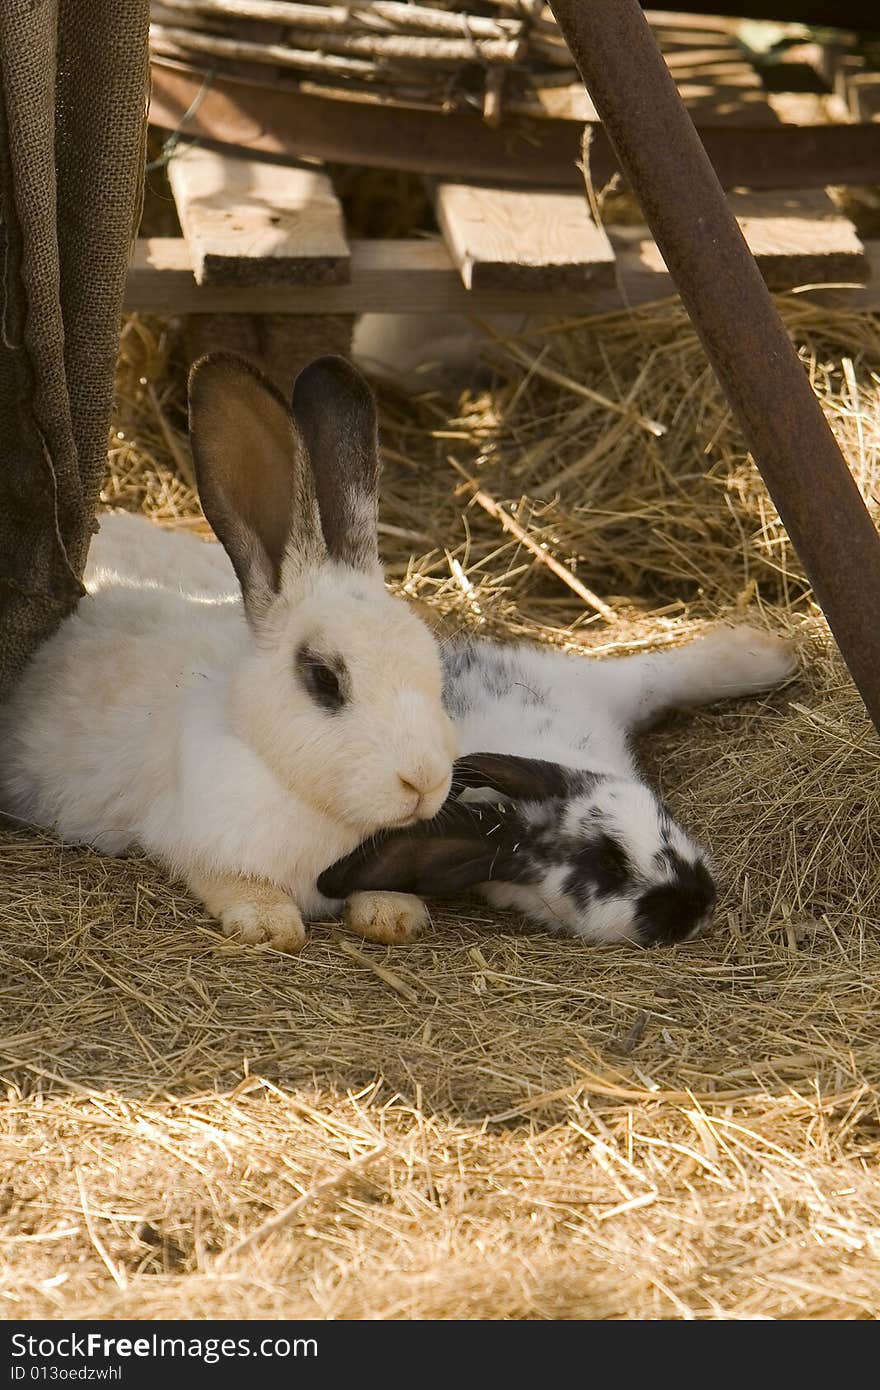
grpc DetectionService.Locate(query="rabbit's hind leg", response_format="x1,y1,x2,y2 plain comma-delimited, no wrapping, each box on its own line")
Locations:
589,625,796,731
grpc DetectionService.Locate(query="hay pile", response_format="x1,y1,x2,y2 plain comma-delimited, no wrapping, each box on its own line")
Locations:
2,299,880,1319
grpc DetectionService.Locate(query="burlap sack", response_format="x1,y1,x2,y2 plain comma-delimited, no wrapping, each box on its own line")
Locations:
0,0,149,699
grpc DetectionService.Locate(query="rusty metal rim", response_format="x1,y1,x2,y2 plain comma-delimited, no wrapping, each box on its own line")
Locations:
149,59,880,192
149,58,587,187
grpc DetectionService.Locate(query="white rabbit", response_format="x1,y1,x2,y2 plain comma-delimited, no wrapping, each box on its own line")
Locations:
0,354,458,951
319,626,797,945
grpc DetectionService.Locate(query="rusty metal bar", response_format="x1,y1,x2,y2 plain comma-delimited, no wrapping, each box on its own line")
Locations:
548,0,880,733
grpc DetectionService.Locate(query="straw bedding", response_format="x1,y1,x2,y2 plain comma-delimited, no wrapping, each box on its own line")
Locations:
2,297,880,1319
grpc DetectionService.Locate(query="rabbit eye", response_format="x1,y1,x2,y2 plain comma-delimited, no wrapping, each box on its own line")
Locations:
296,646,348,712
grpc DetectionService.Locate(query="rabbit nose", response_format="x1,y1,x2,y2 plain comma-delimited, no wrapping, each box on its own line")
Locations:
398,769,450,804
398,774,434,799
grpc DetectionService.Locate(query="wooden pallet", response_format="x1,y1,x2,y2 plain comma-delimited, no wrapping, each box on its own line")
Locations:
128,143,873,318
126,230,880,317
133,12,878,330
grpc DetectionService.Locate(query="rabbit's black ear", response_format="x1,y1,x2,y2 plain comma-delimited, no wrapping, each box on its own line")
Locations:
189,353,325,619
317,802,527,900
291,355,380,574
452,753,572,801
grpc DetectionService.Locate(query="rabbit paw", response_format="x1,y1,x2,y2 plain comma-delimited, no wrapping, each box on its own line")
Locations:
221,899,307,953
190,871,307,952
344,891,428,944
704,624,797,695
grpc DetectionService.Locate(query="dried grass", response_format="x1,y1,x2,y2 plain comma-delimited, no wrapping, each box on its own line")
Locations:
3,300,880,1319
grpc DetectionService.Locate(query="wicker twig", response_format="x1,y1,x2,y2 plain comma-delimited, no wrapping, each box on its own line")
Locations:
440,0,543,14
152,4,206,30
529,32,580,67
282,27,524,64
483,64,505,126
152,22,523,73
150,24,380,78
155,0,524,42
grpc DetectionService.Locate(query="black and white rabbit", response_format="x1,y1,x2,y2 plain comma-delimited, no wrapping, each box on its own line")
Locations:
318,627,796,944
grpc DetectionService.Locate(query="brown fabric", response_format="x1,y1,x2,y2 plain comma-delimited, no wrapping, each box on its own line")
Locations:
0,0,150,698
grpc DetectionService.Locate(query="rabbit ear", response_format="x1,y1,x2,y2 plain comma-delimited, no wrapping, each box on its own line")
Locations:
189,353,325,618
451,753,572,801
291,355,380,574
317,802,526,900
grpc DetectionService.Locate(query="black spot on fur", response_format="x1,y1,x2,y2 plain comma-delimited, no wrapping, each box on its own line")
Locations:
590,834,632,896
296,645,349,712
562,832,632,911
654,844,689,873
634,857,716,945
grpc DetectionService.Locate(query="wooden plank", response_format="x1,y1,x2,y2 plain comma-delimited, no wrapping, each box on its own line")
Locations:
825,51,880,123
750,40,828,94
810,43,880,124
767,91,851,127
527,61,774,127
526,25,775,127
611,230,880,312
644,12,738,35
726,189,867,290
650,14,779,128
845,72,880,124
127,236,616,314
167,145,350,286
124,232,877,318
183,312,354,393
608,191,867,296
433,184,616,293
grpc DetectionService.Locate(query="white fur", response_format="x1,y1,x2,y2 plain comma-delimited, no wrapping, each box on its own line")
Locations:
446,626,796,774
0,512,457,938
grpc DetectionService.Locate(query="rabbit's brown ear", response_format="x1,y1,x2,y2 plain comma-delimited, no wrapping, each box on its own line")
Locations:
189,353,325,619
452,753,573,801
317,802,527,900
291,355,381,574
